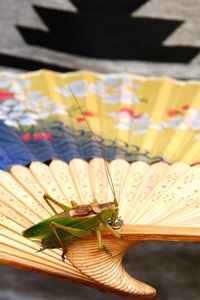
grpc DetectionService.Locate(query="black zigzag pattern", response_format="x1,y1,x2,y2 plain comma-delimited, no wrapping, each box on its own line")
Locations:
17,2,200,63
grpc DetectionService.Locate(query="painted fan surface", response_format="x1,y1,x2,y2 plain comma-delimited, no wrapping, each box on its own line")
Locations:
1,70,200,298
0,70,200,169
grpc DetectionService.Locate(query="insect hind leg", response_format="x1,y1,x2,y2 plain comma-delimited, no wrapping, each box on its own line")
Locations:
43,193,71,214
50,222,90,261
49,223,67,261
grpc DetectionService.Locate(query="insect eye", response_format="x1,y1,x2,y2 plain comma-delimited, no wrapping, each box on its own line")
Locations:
117,219,123,226
107,219,113,225
112,219,123,230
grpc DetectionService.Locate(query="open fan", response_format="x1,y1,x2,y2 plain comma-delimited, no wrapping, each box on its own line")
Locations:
1,70,200,298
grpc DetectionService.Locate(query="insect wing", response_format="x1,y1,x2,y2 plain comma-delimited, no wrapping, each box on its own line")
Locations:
23,214,100,240
22,216,67,239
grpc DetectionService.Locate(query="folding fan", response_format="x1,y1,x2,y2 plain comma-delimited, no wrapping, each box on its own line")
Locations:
1,70,200,298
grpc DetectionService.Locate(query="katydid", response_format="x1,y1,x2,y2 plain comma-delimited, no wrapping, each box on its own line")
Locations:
22,87,123,261
23,193,123,261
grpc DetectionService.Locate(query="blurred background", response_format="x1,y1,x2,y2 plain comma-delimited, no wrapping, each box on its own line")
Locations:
1,0,200,78
1,1,200,299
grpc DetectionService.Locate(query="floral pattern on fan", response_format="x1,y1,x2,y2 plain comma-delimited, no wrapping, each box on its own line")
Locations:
2,74,200,138
0,90,67,128
21,132,54,141
56,76,141,105
1,70,200,165
107,108,153,136
162,105,200,140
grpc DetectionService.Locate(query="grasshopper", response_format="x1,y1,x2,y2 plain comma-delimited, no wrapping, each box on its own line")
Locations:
23,193,123,261
22,87,123,261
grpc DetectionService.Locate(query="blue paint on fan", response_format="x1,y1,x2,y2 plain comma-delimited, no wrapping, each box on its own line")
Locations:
0,121,162,170
0,122,35,169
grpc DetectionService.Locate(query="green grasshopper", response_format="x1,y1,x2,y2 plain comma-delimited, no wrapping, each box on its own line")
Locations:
22,87,123,261
23,193,123,261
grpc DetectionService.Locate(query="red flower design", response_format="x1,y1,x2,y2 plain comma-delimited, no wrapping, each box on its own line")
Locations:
34,133,54,141
182,104,190,110
120,108,134,115
21,133,54,141
21,133,32,141
119,108,142,119
0,90,14,102
167,109,180,117
76,111,95,122
191,162,200,166
132,113,142,119
84,111,95,117
76,117,85,122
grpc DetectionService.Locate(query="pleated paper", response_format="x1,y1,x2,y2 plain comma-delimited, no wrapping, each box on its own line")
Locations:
1,71,200,298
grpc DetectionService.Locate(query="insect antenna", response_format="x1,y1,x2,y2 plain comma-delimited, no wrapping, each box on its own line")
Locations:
68,86,118,204
101,136,118,205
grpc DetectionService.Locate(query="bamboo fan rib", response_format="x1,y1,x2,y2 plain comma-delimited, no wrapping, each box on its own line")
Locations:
1,158,200,298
